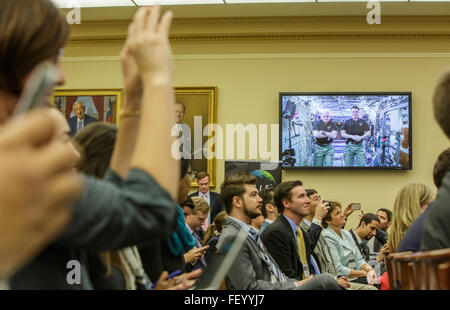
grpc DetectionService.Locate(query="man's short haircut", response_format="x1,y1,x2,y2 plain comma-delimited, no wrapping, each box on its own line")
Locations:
377,208,393,222
358,213,381,228
351,106,360,110
433,69,450,138
0,0,69,96
273,180,303,214
260,189,275,218
176,102,186,113
191,197,211,215
433,147,450,188
181,196,194,210
220,173,257,214
306,189,318,198
196,171,210,181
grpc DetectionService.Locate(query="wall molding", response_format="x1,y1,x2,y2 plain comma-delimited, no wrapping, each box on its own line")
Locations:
69,33,450,46
61,52,450,63
68,15,450,45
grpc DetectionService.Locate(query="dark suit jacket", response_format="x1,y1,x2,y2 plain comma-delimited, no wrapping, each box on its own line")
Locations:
260,215,323,280
217,218,299,290
68,114,98,136
189,191,223,222
349,229,370,261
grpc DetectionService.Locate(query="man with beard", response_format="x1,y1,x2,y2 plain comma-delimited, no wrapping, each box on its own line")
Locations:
216,174,342,290
350,214,389,266
260,181,347,287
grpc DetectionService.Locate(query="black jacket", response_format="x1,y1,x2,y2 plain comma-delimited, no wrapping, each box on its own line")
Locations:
260,215,323,280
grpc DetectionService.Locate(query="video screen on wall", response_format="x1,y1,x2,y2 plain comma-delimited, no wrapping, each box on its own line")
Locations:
280,93,412,170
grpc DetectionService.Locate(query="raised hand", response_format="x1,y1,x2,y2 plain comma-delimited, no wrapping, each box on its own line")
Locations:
127,6,174,84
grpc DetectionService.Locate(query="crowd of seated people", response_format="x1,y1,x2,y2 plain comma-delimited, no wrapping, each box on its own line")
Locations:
0,0,449,291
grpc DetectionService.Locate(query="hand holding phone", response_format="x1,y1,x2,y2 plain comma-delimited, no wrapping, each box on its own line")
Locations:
350,203,361,210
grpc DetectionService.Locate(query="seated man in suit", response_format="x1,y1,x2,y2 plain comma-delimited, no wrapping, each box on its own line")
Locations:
68,101,98,136
216,173,342,290
421,70,450,251
189,171,223,233
260,181,347,288
185,197,210,271
259,189,280,234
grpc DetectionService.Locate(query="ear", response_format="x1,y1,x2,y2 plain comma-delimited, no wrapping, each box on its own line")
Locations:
266,204,274,213
232,196,242,209
282,199,290,210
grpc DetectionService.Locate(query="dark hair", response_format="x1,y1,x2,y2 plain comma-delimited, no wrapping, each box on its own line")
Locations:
376,208,393,222
181,196,194,210
202,211,227,246
433,69,450,138
357,213,380,228
260,189,275,218
220,173,257,214
196,171,210,181
322,201,342,228
273,180,303,213
73,123,117,178
351,106,360,110
433,147,450,188
306,189,318,198
0,0,69,95
180,157,191,180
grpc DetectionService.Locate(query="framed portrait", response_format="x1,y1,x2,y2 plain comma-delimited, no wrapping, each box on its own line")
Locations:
175,87,217,187
51,89,123,136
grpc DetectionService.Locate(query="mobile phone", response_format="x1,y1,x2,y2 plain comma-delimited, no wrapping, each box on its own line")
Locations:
12,62,59,117
351,203,361,210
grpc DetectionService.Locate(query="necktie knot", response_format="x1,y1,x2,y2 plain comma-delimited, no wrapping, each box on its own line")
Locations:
249,227,259,240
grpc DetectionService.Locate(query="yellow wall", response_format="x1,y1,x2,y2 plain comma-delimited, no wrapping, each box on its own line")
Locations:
60,16,450,229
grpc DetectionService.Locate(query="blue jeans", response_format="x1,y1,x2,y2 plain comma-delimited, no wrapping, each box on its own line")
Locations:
344,142,366,166
314,144,334,167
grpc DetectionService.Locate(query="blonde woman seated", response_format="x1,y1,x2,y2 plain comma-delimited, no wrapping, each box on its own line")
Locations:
388,182,434,254
322,202,377,289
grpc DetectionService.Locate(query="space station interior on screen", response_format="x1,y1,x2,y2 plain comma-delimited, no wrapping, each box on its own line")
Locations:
280,95,410,168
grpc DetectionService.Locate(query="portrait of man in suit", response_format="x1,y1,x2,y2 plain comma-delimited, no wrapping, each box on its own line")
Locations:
189,171,224,232
68,101,98,136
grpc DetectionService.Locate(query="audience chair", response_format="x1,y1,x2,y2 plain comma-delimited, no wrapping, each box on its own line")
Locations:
437,262,450,290
387,251,412,290
420,249,450,290
385,253,395,290
408,252,429,290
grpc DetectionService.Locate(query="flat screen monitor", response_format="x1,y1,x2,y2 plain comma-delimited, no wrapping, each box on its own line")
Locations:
279,92,412,170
